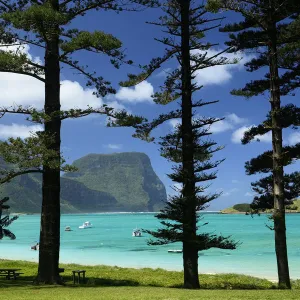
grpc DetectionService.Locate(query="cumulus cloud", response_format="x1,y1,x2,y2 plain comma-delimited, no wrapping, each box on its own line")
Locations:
169,119,181,128
0,45,126,113
0,76,125,111
209,119,234,133
168,113,248,137
104,144,123,150
193,49,253,85
192,49,254,86
231,125,272,144
2,43,42,65
115,81,154,103
0,123,43,139
288,132,300,145
209,113,248,133
226,113,248,125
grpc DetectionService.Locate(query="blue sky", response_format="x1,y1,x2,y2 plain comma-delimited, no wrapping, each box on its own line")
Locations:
0,5,299,210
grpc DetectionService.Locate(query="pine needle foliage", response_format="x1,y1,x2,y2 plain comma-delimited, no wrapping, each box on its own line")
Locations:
0,0,158,284
207,0,300,289
0,197,18,240
121,0,238,289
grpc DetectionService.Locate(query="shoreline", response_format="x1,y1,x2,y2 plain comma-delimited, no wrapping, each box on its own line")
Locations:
0,256,279,282
11,211,222,215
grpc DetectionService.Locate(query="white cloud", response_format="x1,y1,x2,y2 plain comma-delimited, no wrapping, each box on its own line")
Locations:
209,119,234,133
231,125,272,144
168,114,247,135
231,126,249,144
115,81,154,103
257,132,272,142
0,45,126,113
169,119,181,128
0,123,43,139
288,132,300,145
0,76,125,111
209,113,248,133
105,144,123,150
226,113,248,125
60,80,126,111
1,43,42,65
192,49,254,86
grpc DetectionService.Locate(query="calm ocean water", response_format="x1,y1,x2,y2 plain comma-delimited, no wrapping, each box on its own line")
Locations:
1,212,300,280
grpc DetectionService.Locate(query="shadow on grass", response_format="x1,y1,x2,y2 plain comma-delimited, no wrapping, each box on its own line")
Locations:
0,276,140,289
0,275,278,291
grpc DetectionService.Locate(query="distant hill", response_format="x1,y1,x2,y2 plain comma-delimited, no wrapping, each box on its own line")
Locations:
0,152,167,213
221,203,251,214
221,201,300,214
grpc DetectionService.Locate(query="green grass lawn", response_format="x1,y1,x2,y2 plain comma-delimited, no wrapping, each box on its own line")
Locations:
1,259,300,299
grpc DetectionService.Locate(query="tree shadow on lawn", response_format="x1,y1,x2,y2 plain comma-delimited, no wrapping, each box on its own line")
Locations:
0,276,140,289
0,274,278,290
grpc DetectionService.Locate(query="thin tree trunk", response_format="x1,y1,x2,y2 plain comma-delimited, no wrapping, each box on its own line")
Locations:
36,0,61,284
180,0,200,289
268,3,291,289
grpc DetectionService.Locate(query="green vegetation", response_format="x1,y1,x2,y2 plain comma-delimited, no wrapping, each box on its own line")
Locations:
1,260,300,299
121,1,239,289
222,201,300,214
208,0,300,289
0,260,300,300
221,203,251,214
286,200,300,211
0,152,166,213
233,204,251,213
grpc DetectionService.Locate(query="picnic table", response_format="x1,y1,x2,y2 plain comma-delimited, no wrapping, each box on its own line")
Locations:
0,269,23,280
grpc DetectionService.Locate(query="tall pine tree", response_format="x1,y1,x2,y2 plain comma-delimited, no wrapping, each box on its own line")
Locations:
121,0,237,289
207,0,300,288
0,0,153,283
243,108,300,213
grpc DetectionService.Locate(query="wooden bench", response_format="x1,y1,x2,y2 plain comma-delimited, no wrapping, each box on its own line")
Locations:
72,270,86,284
0,269,23,280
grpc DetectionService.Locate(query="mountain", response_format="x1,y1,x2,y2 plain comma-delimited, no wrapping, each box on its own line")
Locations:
0,152,167,213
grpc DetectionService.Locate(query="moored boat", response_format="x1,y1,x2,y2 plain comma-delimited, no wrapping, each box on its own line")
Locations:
168,249,182,253
79,221,93,229
31,243,39,251
132,228,142,237
65,226,72,231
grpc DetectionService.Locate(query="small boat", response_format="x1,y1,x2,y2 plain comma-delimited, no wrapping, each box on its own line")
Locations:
31,243,39,251
79,221,93,229
132,228,142,237
168,249,182,253
65,226,72,231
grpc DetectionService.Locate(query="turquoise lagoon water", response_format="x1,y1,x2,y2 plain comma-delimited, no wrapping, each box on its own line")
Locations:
1,212,300,280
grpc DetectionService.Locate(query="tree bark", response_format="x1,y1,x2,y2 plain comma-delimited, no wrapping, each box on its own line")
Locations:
268,2,291,289
180,0,200,289
36,0,62,284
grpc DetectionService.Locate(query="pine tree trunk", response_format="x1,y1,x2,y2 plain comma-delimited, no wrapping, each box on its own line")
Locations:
36,0,61,284
180,0,200,289
268,7,291,289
